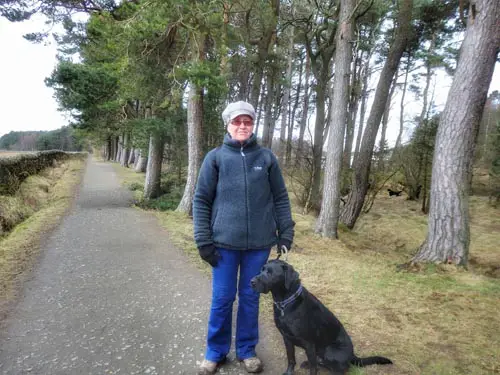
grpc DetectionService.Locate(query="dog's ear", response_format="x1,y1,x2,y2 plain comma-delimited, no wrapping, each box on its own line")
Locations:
284,264,299,290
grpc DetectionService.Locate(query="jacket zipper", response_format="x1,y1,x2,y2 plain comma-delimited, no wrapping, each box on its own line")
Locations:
241,145,249,249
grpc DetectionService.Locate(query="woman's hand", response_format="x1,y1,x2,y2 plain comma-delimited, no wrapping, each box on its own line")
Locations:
198,244,221,267
276,239,292,256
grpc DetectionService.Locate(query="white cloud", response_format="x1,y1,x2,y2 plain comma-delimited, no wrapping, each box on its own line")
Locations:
0,16,68,138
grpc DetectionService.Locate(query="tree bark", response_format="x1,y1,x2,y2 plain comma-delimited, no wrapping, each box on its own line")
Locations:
135,150,148,173
117,134,123,163
341,0,414,229
106,136,112,161
395,53,411,151
177,84,204,214
128,147,135,166
296,53,311,162
120,133,130,167
261,73,275,148
412,0,500,266
316,0,355,238
278,27,295,165
343,52,361,169
377,75,397,171
287,49,305,166
309,77,327,211
353,57,370,165
143,133,164,199
250,69,264,110
114,136,119,162
133,149,140,167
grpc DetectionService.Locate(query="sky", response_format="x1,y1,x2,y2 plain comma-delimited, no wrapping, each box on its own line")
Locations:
0,16,499,142
0,16,69,138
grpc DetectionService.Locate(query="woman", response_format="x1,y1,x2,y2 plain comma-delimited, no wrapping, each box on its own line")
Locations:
193,101,295,374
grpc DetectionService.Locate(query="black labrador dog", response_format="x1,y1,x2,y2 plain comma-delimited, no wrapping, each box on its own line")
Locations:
250,259,392,375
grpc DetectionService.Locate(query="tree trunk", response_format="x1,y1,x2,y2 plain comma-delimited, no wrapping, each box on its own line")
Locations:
316,0,355,238
113,136,119,162
120,133,130,167
261,74,275,148
353,56,370,165
253,84,264,138
117,134,123,163
421,145,430,213
302,14,337,212
177,84,204,215
250,69,263,110
285,105,294,166
278,27,295,165
106,136,112,161
296,53,311,162
128,147,135,166
343,53,361,170
395,53,411,151
377,75,397,171
287,50,305,166
135,151,148,173
144,133,164,199
412,0,500,266
133,149,140,167
341,0,413,229
109,137,114,161
309,78,327,211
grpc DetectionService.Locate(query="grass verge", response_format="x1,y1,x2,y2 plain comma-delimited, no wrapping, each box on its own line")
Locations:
0,157,87,317
112,162,500,375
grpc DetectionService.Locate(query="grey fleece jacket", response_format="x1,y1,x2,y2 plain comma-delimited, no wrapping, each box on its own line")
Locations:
193,133,295,250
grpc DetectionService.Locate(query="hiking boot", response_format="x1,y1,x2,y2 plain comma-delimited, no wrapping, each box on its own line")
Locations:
197,359,218,375
197,357,226,375
242,357,263,373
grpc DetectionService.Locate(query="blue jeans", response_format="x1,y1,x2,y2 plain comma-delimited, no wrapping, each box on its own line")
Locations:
205,248,271,362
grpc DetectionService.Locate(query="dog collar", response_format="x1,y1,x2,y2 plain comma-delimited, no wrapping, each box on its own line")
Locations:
274,285,303,316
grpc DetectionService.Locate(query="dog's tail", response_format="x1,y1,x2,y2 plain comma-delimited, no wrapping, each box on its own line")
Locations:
351,355,392,367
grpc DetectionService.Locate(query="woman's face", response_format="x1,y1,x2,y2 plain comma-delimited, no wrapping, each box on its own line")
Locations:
227,115,254,142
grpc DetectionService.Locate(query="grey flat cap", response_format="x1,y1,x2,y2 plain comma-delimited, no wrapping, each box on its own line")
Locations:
222,101,256,125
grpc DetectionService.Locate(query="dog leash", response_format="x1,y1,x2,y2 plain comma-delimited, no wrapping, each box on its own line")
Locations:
276,245,289,261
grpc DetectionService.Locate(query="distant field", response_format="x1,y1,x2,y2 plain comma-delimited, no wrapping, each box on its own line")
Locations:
0,151,34,157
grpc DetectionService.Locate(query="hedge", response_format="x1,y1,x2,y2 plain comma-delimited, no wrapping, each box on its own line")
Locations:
0,151,86,195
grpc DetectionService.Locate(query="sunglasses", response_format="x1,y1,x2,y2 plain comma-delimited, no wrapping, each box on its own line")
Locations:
230,119,254,127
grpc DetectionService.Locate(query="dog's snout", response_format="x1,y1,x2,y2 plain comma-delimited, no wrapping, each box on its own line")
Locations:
250,278,257,288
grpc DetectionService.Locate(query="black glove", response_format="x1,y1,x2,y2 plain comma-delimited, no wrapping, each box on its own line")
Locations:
277,239,292,256
198,244,221,267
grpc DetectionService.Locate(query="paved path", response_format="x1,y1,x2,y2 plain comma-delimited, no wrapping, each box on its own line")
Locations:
0,159,291,375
